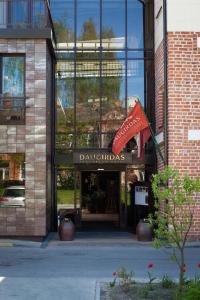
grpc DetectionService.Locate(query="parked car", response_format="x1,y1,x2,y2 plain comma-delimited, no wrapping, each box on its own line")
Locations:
0,186,25,207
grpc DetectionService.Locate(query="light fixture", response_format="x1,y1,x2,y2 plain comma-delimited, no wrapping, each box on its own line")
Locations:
97,168,104,171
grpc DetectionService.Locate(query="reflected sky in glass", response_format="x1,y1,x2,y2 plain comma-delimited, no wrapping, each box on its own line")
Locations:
2,57,24,96
127,60,144,107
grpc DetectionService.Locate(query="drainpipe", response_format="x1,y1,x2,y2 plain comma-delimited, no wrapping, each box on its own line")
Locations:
163,0,168,166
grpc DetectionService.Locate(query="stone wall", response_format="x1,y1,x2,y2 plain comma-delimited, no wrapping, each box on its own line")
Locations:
0,39,49,236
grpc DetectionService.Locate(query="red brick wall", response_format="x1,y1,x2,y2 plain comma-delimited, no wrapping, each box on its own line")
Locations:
155,32,200,239
167,32,200,239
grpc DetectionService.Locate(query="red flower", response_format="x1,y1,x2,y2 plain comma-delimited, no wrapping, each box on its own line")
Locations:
183,263,186,268
182,268,186,273
147,264,154,269
112,271,117,276
197,263,200,268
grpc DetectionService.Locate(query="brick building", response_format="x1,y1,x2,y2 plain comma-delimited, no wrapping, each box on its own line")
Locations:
154,0,200,239
0,0,199,239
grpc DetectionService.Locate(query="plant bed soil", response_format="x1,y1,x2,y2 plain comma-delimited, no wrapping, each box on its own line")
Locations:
100,282,176,300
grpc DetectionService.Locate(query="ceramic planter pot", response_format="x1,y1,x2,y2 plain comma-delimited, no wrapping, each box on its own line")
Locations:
59,219,75,241
136,219,153,241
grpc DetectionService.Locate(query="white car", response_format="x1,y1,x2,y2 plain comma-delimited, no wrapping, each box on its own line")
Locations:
0,186,25,207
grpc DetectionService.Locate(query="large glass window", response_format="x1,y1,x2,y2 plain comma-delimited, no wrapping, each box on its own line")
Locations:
52,0,150,152
102,0,125,49
77,0,100,49
101,59,126,133
51,0,74,47
127,0,144,49
57,167,81,210
0,154,25,208
127,60,144,108
0,55,25,125
56,61,75,133
76,60,100,133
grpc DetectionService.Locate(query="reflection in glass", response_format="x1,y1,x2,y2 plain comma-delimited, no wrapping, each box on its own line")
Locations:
102,50,125,60
56,61,74,133
101,133,115,149
75,172,81,209
120,171,126,204
76,60,100,132
127,51,144,59
51,0,74,47
54,0,147,155
32,0,45,28
57,167,75,209
56,51,74,60
127,60,144,108
101,60,125,133
11,1,29,27
77,0,100,49
102,0,125,49
1,56,25,124
56,134,74,150
0,154,25,207
2,57,24,96
76,133,99,148
127,0,144,49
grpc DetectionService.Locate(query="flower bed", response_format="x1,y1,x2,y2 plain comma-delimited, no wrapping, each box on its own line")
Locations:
100,282,175,300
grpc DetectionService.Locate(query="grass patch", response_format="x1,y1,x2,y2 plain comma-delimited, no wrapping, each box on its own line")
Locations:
0,188,4,196
57,189,74,205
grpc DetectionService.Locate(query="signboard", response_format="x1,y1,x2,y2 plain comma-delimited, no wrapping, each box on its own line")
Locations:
135,186,148,206
73,151,133,164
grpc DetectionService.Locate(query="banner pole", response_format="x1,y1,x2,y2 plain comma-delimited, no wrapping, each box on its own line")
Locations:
137,100,165,164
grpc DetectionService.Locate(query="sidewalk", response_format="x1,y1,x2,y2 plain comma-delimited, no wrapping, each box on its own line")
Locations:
0,231,200,248
0,233,200,300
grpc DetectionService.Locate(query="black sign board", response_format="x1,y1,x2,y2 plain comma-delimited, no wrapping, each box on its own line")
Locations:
73,150,133,164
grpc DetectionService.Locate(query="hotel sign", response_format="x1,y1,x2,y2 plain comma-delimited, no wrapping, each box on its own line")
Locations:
73,151,133,164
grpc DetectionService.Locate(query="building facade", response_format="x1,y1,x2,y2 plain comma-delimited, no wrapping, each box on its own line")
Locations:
0,0,56,236
0,0,199,239
154,0,200,239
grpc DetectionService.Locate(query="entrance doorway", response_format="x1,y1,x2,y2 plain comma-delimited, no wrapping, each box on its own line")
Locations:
81,171,120,230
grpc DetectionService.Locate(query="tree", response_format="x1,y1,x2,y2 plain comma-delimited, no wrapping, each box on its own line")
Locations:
79,18,98,41
149,167,200,297
53,20,73,43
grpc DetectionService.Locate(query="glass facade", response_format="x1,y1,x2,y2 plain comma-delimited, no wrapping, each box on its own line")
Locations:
52,0,151,153
51,0,153,224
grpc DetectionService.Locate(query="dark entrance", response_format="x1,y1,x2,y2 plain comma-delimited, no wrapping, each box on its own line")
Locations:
81,171,120,231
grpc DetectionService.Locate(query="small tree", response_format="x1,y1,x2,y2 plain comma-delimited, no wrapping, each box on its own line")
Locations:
149,167,200,297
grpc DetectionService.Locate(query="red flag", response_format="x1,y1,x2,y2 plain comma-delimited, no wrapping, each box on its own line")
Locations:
137,127,151,160
112,101,150,155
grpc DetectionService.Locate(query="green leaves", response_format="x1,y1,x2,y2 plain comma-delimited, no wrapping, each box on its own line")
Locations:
149,167,200,294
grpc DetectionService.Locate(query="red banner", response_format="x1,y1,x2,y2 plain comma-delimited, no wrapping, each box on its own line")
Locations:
112,101,149,155
137,127,151,160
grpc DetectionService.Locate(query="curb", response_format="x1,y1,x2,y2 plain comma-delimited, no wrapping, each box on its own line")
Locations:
0,239,42,248
40,232,55,248
0,242,13,248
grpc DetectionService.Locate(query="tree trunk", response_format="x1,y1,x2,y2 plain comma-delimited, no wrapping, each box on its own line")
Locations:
178,248,185,297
